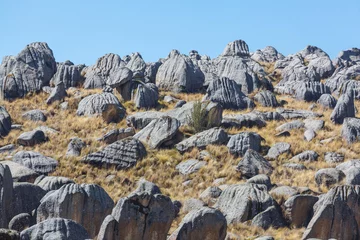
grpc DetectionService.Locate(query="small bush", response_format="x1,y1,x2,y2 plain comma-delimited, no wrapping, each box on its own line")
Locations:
188,101,211,133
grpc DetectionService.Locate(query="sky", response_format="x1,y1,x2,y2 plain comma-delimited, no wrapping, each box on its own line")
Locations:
0,1,359,65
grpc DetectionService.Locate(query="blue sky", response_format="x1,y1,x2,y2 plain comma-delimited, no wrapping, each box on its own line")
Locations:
1,1,359,65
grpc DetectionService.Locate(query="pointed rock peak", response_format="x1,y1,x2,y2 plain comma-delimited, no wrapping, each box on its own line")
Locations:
64,60,74,66
221,39,250,57
168,49,181,58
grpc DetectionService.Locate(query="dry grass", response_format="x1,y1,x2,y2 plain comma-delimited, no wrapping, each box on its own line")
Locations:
1,86,360,239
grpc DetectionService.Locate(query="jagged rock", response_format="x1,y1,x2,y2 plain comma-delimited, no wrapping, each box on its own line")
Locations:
254,90,279,107
0,163,13,228
251,46,284,63
50,61,84,88
84,53,123,89
176,128,228,153
222,112,266,129
290,150,319,162
133,83,159,109
83,137,146,170
175,100,186,108
304,119,324,132
0,106,11,137
46,81,67,104
144,61,162,83
65,137,85,157
303,185,360,240
222,40,250,57
251,206,286,229
282,163,307,171
97,181,175,240
37,183,114,238
169,207,227,240
12,182,46,217
17,130,47,146
127,101,222,129
199,186,222,205
215,183,276,224
317,94,337,109
246,174,272,190
134,117,180,149
0,144,16,153
315,168,345,187
34,176,74,192
324,152,344,163
20,218,90,240
330,90,355,124
227,132,263,157
284,195,318,228
183,198,206,213
156,50,204,92
0,229,19,240
325,65,360,93
304,129,316,141
12,151,58,174
203,77,254,110
21,110,47,122
342,117,360,144
333,48,360,67
76,92,126,122
190,50,219,87
216,40,261,94
33,126,58,135
266,142,291,160
236,149,273,178
97,127,135,144
269,186,299,201
276,120,304,132
0,42,56,99
294,82,330,102
336,160,360,185
176,159,207,175
8,213,33,232
276,108,322,119
0,161,38,183
125,52,146,75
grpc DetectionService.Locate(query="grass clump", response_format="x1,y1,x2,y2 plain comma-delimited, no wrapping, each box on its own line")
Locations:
188,101,211,133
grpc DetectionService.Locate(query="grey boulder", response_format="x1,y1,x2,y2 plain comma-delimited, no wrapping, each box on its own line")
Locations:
175,128,228,153
203,77,254,110
254,90,279,107
227,132,263,157
12,182,46,217
0,106,11,137
12,151,58,174
266,142,291,160
284,194,319,228
169,207,227,240
214,183,276,224
251,206,286,229
82,137,146,170
133,82,159,109
156,49,204,92
49,61,84,88
36,183,114,238
251,46,284,63
97,127,135,144
21,110,47,122
176,159,207,175
330,90,355,124
97,180,175,240
8,213,33,232
0,163,13,228
315,168,345,187
76,92,126,123
335,160,360,185
17,130,47,146
0,42,56,99
66,137,85,157
46,81,67,104
236,149,273,178
34,175,74,192
342,117,360,144
20,218,90,240
317,94,337,109
290,150,319,162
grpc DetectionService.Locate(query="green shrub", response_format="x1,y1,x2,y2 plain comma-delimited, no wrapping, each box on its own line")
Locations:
188,101,211,133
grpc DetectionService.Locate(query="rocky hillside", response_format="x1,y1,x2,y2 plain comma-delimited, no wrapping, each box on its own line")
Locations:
1,40,360,240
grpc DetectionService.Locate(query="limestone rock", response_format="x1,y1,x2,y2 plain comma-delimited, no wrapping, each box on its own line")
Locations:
17,130,47,146
236,149,273,178
12,151,58,174
227,132,263,157
0,106,11,137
